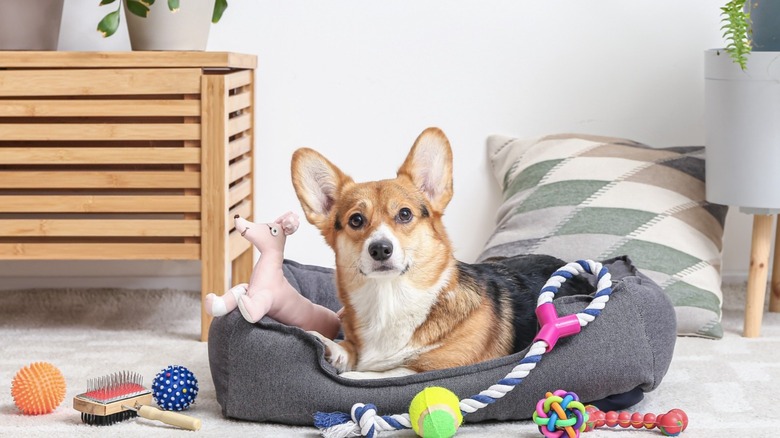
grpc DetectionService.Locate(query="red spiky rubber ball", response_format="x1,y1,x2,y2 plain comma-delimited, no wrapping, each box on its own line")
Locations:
11,362,67,415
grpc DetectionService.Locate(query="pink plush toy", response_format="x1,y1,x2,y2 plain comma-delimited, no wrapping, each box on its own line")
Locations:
204,212,341,340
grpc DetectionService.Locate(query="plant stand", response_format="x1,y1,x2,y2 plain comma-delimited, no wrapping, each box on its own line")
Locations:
0,52,257,341
705,49,780,337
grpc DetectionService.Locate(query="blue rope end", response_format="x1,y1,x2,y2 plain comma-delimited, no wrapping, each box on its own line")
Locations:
313,410,352,429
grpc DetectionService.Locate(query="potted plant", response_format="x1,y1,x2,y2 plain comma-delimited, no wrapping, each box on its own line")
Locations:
0,0,64,50
706,0,780,208
97,0,228,51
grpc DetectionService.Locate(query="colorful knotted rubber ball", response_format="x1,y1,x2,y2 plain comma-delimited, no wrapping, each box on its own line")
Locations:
11,362,67,415
151,365,199,411
408,386,463,438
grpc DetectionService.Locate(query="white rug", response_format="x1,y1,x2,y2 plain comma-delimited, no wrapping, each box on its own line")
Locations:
0,284,778,438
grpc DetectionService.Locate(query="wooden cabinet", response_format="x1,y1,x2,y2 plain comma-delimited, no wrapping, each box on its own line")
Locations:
0,52,257,341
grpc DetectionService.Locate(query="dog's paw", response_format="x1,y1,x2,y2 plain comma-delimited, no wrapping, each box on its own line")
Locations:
308,331,350,373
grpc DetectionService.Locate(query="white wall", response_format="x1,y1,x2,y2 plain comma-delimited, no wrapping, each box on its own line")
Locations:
0,0,756,290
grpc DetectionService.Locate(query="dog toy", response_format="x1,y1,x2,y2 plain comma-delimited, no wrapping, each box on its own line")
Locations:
314,259,613,438
584,405,688,436
533,390,588,438
151,365,198,411
73,370,201,430
204,212,341,340
11,362,67,415
408,387,463,438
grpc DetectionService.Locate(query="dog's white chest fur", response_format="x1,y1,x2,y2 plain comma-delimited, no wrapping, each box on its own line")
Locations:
350,273,449,372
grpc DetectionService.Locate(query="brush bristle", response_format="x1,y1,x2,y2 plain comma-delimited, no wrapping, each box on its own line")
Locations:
81,410,137,426
81,371,147,403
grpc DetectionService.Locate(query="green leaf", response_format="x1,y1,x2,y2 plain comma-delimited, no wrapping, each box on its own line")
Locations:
212,0,227,23
97,9,120,37
126,0,150,17
720,0,751,70
168,0,179,12
99,0,117,5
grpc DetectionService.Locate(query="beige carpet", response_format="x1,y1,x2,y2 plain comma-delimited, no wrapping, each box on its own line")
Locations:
0,284,778,437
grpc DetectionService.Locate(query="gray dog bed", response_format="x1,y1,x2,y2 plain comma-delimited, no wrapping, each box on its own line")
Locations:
208,256,676,426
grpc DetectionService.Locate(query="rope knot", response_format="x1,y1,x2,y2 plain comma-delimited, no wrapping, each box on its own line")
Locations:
352,403,378,437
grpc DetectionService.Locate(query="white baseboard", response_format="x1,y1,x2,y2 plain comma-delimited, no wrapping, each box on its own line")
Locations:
721,271,748,285
0,264,751,291
0,260,202,291
0,275,201,291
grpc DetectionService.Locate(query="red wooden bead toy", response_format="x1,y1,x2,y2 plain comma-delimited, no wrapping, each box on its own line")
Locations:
584,406,688,437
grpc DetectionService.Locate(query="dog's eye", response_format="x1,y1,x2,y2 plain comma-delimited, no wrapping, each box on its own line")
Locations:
397,208,413,223
348,213,364,229
269,226,279,236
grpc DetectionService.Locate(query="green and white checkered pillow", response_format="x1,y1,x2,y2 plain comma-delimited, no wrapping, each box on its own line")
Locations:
479,134,729,339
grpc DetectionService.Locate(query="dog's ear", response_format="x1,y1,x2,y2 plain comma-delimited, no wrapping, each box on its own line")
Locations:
397,127,453,212
291,148,352,229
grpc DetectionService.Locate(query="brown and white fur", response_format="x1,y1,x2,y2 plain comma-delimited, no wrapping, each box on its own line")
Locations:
291,127,592,379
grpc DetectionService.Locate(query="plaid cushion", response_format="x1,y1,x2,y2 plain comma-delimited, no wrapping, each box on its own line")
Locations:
479,133,729,339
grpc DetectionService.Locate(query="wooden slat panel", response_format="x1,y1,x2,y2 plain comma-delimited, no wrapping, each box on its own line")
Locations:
227,113,251,137
0,51,256,69
229,156,251,184
0,171,200,189
0,99,201,117
0,219,201,237
228,136,251,160
225,70,253,90
0,243,200,260
0,148,201,165
229,229,252,261
0,124,200,141
227,92,252,114
0,195,201,213
228,178,252,207
0,68,201,96
228,200,252,226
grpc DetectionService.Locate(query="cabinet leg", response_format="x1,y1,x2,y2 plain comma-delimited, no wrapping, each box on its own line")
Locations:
771,216,780,313
201,251,229,342
744,214,774,337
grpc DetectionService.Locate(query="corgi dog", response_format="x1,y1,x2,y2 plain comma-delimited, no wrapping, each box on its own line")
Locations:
291,127,593,378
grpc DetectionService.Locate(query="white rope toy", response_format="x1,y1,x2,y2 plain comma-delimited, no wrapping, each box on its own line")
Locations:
314,259,613,438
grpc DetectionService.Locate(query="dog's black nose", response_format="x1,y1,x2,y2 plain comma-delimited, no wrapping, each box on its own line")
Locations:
368,239,393,261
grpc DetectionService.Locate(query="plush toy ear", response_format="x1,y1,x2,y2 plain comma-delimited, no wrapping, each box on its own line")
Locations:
397,127,454,212
276,211,300,236
291,148,353,230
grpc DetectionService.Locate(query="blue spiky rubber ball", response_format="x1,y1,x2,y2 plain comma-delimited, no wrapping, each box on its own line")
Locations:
151,365,199,411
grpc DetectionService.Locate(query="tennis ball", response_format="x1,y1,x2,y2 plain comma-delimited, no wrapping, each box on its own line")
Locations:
11,362,67,415
408,386,463,438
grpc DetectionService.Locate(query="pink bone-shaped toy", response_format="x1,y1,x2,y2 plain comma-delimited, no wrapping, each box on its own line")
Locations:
533,303,581,352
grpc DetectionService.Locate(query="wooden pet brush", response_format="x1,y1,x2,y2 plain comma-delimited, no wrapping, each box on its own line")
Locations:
73,370,201,430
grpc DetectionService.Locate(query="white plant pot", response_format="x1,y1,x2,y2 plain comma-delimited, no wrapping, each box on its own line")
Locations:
704,49,780,211
124,0,214,51
0,0,64,50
